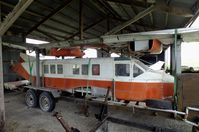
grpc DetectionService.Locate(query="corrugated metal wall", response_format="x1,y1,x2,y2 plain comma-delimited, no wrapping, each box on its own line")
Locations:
2,36,25,82
2,47,24,82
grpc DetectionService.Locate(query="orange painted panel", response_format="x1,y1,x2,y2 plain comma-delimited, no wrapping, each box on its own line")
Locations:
44,77,173,101
11,63,36,85
50,48,85,57
149,39,162,54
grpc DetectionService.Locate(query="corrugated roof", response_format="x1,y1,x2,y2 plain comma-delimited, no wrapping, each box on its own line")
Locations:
0,0,199,42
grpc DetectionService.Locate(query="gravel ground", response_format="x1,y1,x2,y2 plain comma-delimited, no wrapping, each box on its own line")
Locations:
4,91,193,132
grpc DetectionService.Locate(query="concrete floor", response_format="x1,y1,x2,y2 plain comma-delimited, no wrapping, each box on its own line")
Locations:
4,91,193,132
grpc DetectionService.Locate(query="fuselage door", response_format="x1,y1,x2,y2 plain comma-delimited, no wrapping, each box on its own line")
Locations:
114,61,132,100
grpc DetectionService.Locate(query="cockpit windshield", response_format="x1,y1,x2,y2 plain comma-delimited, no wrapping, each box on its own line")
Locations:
134,60,149,71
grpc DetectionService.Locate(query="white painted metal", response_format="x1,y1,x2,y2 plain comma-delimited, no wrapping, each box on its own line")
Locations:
20,55,174,85
37,27,199,49
134,40,149,51
4,80,30,90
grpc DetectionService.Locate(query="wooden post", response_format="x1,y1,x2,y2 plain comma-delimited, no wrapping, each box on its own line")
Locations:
0,4,5,129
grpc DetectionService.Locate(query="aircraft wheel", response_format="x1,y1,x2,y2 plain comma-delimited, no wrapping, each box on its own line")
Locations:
39,92,55,112
146,99,173,110
25,89,38,108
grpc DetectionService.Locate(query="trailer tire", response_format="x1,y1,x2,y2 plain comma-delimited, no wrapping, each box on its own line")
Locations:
25,89,38,108
39,92,55,112
146,99,173,110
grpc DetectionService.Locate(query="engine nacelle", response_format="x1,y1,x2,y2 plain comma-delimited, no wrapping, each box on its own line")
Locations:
41,48,85,57
129,39,162,54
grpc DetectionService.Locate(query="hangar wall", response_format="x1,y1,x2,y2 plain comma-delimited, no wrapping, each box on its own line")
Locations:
2,35,25,82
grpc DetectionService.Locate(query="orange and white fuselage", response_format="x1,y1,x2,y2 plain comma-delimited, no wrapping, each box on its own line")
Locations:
13,56,174,101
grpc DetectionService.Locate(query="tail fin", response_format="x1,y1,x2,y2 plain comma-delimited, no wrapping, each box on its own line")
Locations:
149,61,164,70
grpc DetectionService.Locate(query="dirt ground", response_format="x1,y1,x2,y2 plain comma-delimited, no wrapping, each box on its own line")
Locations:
4,91,193,132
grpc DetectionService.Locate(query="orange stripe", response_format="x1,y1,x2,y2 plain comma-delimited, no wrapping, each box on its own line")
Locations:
44,77,174,101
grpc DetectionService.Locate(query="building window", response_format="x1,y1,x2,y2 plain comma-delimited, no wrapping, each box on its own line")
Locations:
50,65,56,74
44,65,49,74
92,64,100,75
82,64,88,75
57,64,63,74
133,65,143,77
115,64,130,76
73,64,80,75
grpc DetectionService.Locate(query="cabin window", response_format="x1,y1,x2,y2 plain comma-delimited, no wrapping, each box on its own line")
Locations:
50,65,56,74
44,65,49,74
115,64,130,76
133,65,143,77
92,64,100,75
82,64,88,75
73,64,80,75
57,64,63,74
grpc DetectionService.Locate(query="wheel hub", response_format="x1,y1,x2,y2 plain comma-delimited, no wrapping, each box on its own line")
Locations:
40,96,50,111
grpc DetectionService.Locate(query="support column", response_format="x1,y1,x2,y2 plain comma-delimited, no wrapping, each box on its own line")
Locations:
171,39,182,110
35,49,40,87
0,36,5,129
170,44,175,75
175,41,182,111
0,5,5,129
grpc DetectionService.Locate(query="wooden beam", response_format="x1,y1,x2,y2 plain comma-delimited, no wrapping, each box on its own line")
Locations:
0,1,42,18
156,2,193,17
99,0,121,18
67,18,104,40
26,0,72,35
88,0,108,16
110,17,161,30
106,0,153,8
1,1,103,38
36,29,59,41
0,1,77,30
165,13,169,28
0,4,5,128
185,0,199,27
149,13,153,25
0,0,34,36
106,0,194,17
79,0,83,39
105,5,155,35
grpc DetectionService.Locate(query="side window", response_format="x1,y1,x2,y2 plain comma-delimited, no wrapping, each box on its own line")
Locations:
57,64,63,74
82,64,88,75
50,64,56,74
115,64,130,76
92,64,100,75
73,64,80,75
133,65,144,77
44,65,49,74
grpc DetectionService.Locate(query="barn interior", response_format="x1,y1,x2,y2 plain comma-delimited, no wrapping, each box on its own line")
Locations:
1,0,199,131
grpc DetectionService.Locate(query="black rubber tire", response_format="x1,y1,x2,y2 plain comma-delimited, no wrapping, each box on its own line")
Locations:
39,92,55,112
192,126,199,132
25,89,38,108
145,99,173,110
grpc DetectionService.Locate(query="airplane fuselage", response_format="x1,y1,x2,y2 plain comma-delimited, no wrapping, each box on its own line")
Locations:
13,57,174,101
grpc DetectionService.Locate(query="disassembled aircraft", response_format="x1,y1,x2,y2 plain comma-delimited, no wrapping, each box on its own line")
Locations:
11,27,199,112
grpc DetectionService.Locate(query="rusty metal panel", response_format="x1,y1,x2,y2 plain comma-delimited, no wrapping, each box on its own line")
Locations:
181,73,199,109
